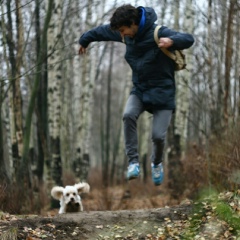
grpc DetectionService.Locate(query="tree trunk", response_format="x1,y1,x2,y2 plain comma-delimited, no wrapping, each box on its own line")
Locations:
47,0,64,186
138,112,151,183
216,0,227,132
237,11,240,117
35,0,48,183
14,0,24,158
5,0,21,180
173,0,179,30
168,0,194,198
72,0,97,182
14,0,30,184
0,72,10,183
0,3,13,181
224,0,236,128
207,0,218,134
110,72,131,184
72,48,83,178
160,0,168,25
233,16,240,120
103,42,114,187
118,70,132,182
59,0,77,171
21,0,54,184
167,0,183,199
72,0,83,176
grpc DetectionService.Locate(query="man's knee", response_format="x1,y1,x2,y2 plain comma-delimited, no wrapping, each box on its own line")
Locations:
122,112,137,122
152,134,166,143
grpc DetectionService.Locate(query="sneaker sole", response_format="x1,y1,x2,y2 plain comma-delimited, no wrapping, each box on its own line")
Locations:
127,175,139,180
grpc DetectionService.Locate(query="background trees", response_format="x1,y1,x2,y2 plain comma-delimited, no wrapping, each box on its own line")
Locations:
0,0,240,213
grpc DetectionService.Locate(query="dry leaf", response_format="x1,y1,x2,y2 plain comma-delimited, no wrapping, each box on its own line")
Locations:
96,225,103,229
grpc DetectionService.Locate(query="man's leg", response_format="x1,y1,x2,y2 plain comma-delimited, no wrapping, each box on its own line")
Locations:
151,110,172,164
151,110,172,185
122,94,144,164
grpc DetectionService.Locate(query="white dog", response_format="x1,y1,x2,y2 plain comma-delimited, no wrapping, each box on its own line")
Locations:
51,182,90,214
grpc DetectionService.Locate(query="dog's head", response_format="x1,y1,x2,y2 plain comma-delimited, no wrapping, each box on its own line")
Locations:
51,182,90,213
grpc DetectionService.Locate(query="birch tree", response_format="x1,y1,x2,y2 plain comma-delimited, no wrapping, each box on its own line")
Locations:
110,65,132,184
47,0,64,186
14,0,32,183
235,7,240,119
118,70,132,181
5,0,21,179
14,0,24,159
35,0,48,183
72,2,91,181
207,0,217,132
21,0,54,185
224,0,237,128
102,42,114,186
67,0,83,177
138,112,151,183
0,66,10,183
232,12,240,120
1,3,13,182
59,0,78,170
216,0,227,131
168,0,194,197
72,0,104,181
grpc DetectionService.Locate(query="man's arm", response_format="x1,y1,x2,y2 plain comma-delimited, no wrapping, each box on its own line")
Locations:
157,26,194,50
79,24,122,54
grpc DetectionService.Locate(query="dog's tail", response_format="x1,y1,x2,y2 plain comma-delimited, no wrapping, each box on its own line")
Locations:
75,182,90,194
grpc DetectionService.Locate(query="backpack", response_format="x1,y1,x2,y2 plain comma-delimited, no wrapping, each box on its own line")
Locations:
154,26,186,71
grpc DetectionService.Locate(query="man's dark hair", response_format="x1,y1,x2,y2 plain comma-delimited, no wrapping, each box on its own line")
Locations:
110,4,140,30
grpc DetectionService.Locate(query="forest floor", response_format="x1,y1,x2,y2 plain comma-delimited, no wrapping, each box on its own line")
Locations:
1,183,240,240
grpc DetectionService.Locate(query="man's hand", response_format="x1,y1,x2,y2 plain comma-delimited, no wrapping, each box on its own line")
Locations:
158,37,173,48
79,45,87,54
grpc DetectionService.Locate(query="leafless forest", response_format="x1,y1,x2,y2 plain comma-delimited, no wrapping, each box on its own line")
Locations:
0,0,240,214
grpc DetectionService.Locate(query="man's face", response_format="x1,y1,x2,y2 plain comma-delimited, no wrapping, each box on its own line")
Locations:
118,24,138,38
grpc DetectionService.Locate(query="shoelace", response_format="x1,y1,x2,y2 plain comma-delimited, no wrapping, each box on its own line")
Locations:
128,164,138,172
153,166,162,177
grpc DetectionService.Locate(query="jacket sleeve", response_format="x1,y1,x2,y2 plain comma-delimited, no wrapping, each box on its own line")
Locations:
79,24,123,47
158,26,194,50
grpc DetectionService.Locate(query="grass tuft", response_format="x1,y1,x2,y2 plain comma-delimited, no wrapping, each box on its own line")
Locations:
0,227,18,240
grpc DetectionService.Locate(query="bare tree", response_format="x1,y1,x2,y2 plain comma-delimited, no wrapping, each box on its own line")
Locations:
168,0,194,197
224,0,237,127
47,0,64,186
102,42,114,186
21,0,54,184
35,0,49,183
0,3,13,183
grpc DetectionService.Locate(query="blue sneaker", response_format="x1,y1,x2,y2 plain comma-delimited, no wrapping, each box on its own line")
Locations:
151,163,164,186
127,163,140,180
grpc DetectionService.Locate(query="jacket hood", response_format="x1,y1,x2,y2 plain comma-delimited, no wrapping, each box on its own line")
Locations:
136,7,157,37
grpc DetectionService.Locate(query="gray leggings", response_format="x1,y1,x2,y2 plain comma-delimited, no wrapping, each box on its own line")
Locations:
123,94,172,165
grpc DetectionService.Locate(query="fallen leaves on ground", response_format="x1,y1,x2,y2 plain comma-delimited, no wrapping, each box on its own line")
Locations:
1,190,240,239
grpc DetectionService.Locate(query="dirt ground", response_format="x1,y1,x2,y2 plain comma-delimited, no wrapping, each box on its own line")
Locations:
0,204,192,240
1,198,239,240
0,183,191,240
1,185,240,239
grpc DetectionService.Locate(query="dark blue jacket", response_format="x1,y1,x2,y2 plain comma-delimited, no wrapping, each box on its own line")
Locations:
79,7,194,111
